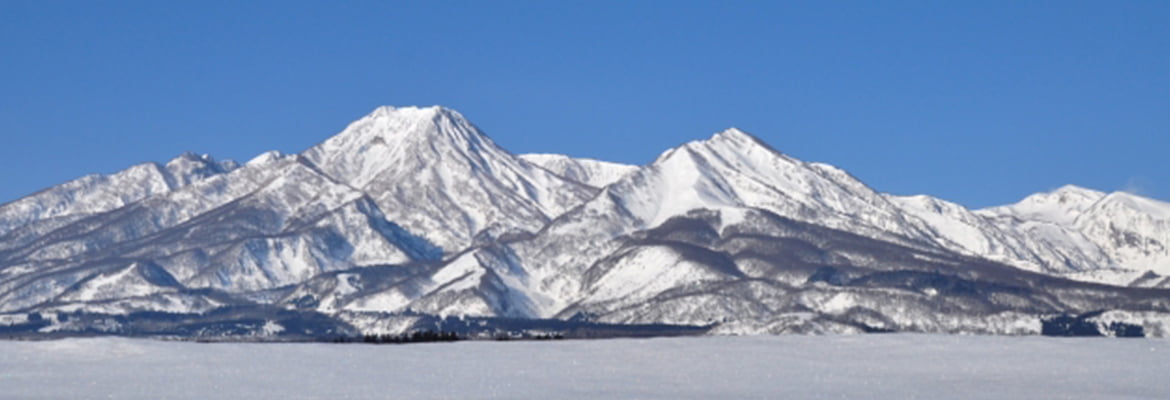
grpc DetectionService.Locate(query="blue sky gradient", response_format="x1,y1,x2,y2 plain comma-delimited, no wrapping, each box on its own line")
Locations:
1,1,1167,207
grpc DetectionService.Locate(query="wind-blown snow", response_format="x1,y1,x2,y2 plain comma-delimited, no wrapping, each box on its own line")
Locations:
1,336,1167,400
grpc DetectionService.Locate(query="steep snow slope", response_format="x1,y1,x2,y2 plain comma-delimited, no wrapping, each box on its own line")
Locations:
302,106,597,251
55,261,183,303
519,153,638,188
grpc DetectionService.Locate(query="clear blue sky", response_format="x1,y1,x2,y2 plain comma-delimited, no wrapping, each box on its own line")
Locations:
2,1,1167,208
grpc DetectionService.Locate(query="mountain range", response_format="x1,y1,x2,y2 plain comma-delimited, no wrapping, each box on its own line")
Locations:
2,106,1168,339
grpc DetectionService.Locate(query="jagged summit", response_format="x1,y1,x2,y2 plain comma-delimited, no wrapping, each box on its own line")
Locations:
653,127,776,165
161,151,237,187
708,127,765,147
170,152,207,162
165,151,233,169
246,150,285,166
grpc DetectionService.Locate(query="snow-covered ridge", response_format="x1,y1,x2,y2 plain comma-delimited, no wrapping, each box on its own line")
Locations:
519,153,637,188
888,183,1170,280
978,185,1106,225
0,152,236,236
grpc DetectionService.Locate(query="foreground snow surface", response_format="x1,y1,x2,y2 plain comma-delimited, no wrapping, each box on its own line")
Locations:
2,335,1167,399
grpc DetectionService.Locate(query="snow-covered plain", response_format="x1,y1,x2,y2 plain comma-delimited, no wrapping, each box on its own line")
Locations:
2,335,1166,399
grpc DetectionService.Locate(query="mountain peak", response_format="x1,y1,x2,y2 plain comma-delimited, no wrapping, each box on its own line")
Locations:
979,184,1107,225
162,151,236,188
653,128,776,165
170,152,209,162
341,105,479,144
1050,184,1106,198
363,105,454,120
298,105,597,251
303,105,491,185
700,127,782,156
1033,185,1107,208
708,127,762,146
711,127,751,140
360,105,477,127
246,150,286,166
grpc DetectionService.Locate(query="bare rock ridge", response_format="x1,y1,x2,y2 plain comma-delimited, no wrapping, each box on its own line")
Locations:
1,105,1168,338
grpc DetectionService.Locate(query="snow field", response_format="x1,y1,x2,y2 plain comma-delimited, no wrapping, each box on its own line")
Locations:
1,335,1167,399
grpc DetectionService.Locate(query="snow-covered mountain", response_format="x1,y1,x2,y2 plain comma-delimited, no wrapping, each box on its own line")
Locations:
0,153,236,245
477,128,957,317
885,184,1170,285
979,187,1170,282
888,191,1112,275
2,106,1168,339
301,106,597,252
